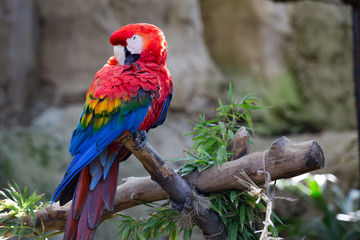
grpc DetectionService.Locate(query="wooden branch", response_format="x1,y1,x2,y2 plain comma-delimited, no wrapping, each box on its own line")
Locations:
186,137,324,193
0,136,325,236
233,127,249,159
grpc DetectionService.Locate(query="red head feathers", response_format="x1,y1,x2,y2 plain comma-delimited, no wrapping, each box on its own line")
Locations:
110,23,167,65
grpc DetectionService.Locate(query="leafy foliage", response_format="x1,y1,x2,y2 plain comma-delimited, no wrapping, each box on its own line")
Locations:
117,203,192,240
0,182,58,239
117,192,272,240
277,174,360,240
209,190,262,240
174,83,266,176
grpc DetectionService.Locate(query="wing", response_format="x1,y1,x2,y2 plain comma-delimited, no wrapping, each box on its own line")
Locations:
150,92,172,129
52,61,159,203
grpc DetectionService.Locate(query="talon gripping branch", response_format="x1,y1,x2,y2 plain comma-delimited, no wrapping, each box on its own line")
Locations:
52,23,173,240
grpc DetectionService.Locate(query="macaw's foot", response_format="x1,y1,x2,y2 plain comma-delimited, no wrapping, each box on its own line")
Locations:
170,198,185,211
133,129,147,150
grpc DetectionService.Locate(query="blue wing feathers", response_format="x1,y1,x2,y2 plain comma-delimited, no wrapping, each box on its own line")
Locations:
151,94,172,129
99,149,108,166
51,102,151,203
89,160,102,190
103,150,117,180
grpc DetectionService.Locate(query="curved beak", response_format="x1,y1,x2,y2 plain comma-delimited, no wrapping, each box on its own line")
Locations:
114,45,141,67
124,47,140,66
114,45,125,66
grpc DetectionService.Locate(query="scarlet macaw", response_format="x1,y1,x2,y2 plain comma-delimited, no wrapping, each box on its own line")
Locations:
52,23,173,240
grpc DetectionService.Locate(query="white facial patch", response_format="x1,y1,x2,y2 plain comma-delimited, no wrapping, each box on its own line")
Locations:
126,34,143,55
114,45,125,66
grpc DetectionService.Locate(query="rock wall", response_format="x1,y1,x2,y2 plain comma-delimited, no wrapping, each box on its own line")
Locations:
200,0,354,134
287,1,354,131
0,0,39,128
0,0,355,133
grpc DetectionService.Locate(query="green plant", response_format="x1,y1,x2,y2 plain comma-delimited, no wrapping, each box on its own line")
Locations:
0,182,58,239
175,84,266,176
117,191,274,240
117,203,192,240
277,174,360,240
209,190,263,240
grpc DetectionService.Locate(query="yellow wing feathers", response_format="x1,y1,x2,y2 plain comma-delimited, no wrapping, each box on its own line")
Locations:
81,96,115,129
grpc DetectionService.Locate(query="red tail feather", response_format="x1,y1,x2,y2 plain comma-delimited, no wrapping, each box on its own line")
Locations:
63,200,79,240
88,178,105,229
73,166,91,219
102,159,120,211
63,166,91,240
76,201,94,240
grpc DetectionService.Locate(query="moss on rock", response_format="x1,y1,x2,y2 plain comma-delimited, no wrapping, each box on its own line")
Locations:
0,128,68,199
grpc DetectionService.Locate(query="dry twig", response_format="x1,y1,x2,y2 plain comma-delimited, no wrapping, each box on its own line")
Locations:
235,171,283,240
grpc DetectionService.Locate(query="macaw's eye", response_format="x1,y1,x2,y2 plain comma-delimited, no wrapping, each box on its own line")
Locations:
126,35,143,55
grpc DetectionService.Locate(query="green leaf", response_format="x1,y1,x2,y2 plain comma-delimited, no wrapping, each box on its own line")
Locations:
228,82,233,104
306,178,322,198
210,203,221,214
136,232,145,240
269,224,279,237
0,227,9,236
0,190,7,198
122,226,131,240
240,204,246,228
198,148,212,159
11,218,19,236
219,122,226,136
170,228,178,240
30,206,36,227
18,225,25,239
218,98,223,109
243,226,250,240
230,191,237,203
216,145,227,165
246,205,253,225
272,212,284,226
183,228,192,240
229,222,239,240
228,129,235,140
202,139,217,152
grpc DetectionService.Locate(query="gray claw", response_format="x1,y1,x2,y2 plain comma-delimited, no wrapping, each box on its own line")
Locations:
133,129,147,150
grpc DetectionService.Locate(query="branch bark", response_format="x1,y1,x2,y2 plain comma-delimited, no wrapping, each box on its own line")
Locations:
0,136,325,236
233,127,249,159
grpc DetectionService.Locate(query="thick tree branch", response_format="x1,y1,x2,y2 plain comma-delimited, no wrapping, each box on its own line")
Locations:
0,136,324,236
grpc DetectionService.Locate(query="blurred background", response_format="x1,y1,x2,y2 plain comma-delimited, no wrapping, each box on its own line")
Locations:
0,0,358,239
